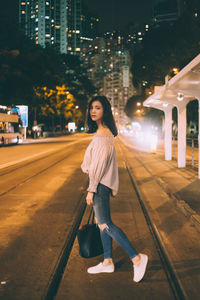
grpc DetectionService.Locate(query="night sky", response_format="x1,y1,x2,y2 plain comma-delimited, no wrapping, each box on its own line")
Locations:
83,0,153,33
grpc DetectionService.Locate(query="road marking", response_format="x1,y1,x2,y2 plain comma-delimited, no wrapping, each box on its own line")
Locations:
0,137,92,170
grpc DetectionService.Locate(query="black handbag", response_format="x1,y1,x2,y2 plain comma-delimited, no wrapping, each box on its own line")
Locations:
77,208,104,258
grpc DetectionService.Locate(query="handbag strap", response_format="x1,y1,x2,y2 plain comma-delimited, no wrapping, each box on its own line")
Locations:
87,207,95,225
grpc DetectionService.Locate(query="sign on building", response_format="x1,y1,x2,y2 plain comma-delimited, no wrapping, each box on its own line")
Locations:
16,105,28,127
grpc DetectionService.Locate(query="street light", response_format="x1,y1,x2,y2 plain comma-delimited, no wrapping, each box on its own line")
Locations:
177,92,184,101
137,102,141,107
173,68,179,74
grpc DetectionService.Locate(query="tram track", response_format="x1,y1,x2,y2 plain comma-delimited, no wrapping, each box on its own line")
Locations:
42,139,188,300
0,137,91,176
0,137,90,300
42,191,87,300
0,140,89,198
0,146,70,177
0,151,73,198
118,141,186,300
0,136,195,299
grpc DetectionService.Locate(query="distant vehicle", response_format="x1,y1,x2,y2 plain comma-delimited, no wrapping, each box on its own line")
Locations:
0,106,23,145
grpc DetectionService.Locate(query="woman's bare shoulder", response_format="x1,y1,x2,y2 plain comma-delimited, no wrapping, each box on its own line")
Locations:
96,127,113,136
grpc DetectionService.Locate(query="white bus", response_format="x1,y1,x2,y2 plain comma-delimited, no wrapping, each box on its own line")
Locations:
0,106,23,145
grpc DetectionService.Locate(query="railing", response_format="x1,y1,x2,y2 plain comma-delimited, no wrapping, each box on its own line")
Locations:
172,136,199,168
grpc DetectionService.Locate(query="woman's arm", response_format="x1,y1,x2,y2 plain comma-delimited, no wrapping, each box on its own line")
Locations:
87,141,111,193
86,191,94,205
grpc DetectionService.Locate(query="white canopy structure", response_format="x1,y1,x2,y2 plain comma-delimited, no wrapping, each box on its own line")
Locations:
143,54,200,178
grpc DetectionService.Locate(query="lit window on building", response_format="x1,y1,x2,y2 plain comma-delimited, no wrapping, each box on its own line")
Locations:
21,11,25,14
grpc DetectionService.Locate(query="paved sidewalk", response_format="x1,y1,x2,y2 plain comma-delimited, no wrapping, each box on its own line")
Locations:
118,135,200,299
120,135,200,222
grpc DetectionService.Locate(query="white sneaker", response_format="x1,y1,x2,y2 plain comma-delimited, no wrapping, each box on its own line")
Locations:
87,262,115,274
133,253,148,282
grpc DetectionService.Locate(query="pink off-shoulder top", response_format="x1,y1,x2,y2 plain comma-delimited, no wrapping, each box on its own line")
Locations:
81,134,119,196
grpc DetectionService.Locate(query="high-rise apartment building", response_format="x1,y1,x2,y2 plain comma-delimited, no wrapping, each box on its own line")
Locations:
103,50,135,124
67,0,82,54
19,0,82,55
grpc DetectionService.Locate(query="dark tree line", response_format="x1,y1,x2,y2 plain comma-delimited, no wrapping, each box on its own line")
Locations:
132,6,200,89
0,1,96,129
127,2,200,128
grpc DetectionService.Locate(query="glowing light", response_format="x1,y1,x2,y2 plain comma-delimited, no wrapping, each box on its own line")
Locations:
150,134,158,153
177,92,184,101
173,68,179,74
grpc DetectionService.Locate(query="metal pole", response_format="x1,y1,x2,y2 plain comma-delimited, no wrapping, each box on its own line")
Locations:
192,138,194,167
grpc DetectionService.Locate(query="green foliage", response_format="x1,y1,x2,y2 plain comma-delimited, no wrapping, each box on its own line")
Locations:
0,3,96,127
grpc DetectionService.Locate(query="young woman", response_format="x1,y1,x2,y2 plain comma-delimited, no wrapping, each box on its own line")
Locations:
81,96,148,282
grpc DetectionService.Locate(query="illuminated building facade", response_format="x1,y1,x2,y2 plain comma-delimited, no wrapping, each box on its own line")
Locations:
19,0,82,55
67,0,82,54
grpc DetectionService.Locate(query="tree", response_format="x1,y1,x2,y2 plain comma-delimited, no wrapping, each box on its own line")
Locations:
0,4,96,128
132,11,200,90
34,85,83,130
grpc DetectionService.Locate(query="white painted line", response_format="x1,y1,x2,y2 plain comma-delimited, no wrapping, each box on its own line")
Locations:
0,137,92,170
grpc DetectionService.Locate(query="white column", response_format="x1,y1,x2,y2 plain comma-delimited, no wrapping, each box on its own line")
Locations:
177,103,187,168
164,107,172,160
198,100,200,179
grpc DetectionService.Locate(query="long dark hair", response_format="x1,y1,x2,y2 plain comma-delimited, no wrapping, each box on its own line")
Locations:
87,96,118,137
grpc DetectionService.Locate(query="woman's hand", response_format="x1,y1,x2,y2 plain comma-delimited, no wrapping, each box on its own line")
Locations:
86,192,94,206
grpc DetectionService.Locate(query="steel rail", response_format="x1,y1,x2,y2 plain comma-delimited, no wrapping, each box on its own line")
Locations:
0,143,87,198
41,192,87,300
118,141,186,300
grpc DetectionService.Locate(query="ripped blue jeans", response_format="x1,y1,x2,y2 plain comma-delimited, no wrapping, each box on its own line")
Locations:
93,183,138,259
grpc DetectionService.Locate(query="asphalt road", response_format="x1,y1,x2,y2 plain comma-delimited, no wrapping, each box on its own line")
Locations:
0,134,92,300
0,134,199,300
